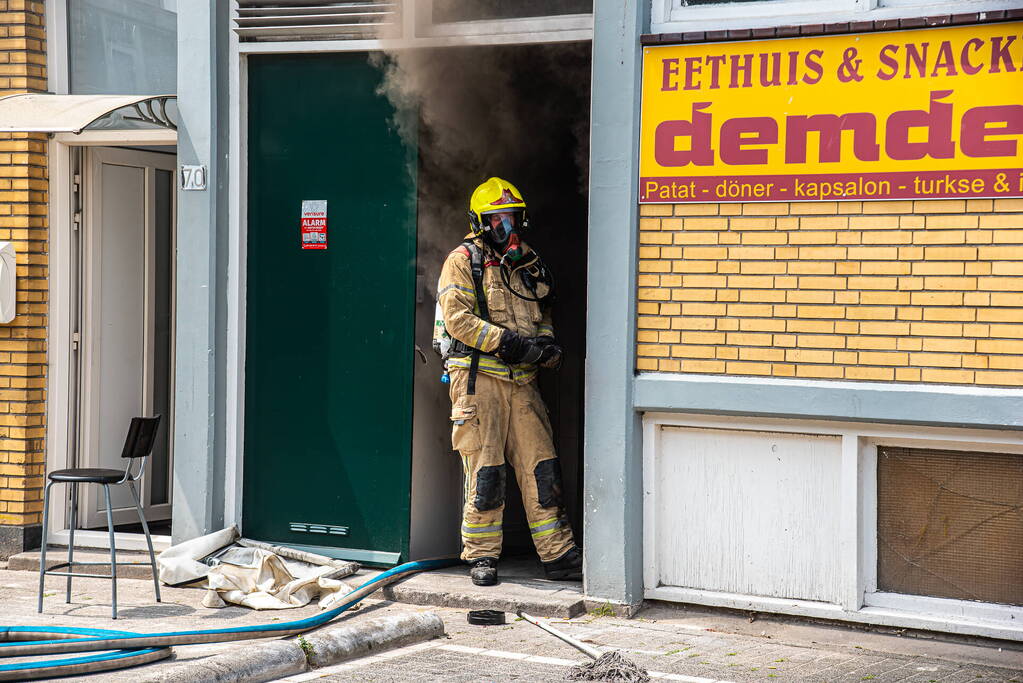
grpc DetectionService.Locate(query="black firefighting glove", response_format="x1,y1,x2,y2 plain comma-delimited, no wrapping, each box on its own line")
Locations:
531,336,563,370
496,329,544,365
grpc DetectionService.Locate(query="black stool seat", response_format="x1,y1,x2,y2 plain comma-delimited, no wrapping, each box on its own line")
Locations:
48,468,124,484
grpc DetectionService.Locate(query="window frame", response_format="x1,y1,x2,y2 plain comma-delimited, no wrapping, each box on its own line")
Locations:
45,0,70,94
862,436,1023,617
425,0,592,25
651,0,1022,34
416,0,593,43
642,411,1023,640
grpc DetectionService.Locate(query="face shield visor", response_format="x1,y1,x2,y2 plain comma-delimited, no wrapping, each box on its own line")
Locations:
483,210,525,261
485,211,519,245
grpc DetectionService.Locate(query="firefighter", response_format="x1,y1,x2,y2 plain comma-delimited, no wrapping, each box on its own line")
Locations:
437,177,582,587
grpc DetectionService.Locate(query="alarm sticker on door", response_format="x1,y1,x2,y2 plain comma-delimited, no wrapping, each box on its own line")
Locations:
301,200,327,250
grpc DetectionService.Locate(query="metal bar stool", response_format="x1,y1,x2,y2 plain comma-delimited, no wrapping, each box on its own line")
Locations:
38,416,163,619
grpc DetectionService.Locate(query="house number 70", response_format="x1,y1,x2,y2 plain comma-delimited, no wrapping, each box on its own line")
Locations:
179,164,208,191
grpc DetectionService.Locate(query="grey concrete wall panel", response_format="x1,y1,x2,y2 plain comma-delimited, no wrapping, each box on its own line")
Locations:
172,1,230,543
634,374,1023,430
410,213,461,560
0,524,41,559
584,0,648,606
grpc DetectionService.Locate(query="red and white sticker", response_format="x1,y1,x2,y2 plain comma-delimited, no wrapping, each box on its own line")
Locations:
301,200,328,250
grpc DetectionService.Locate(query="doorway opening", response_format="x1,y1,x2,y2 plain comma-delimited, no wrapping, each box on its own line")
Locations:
72,145,176,539
239,45,589,567
408,42,592,566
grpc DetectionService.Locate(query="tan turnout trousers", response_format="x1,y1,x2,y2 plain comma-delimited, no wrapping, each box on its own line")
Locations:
449,368,575,562
440,236,576,563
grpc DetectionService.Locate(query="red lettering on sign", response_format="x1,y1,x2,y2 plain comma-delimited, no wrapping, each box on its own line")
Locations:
655,102,715,167
661,58,680,91
720,117,777,165
885,89,955,161
652,90,1022,168
786,113,880,164
961,105,1023,157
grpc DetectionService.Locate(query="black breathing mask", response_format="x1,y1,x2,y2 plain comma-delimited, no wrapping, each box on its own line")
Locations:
482,211,525,262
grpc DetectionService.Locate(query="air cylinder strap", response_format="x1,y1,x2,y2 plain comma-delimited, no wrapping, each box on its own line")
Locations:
466,241,490,396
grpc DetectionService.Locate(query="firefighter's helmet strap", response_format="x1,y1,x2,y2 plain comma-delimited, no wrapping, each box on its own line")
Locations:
468,210,483,236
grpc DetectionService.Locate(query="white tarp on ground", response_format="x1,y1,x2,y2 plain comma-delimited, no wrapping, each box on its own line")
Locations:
156,526,360,610
157,525,239,586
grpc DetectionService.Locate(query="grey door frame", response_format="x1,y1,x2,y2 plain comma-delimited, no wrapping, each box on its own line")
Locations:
44,131,178,553
177,2,652,605
78,146,176,529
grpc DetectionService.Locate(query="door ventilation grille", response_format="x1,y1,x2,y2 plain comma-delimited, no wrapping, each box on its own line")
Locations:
289,522,350,536
234,1,400,42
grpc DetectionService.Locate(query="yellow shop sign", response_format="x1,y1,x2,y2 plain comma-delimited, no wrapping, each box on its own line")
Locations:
640,23,1023,202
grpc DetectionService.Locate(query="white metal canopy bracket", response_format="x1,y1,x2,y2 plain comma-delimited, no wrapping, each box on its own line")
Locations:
0,94,177,133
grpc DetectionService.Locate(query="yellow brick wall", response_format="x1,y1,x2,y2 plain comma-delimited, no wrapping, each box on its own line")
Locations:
636,199,1023,387
0,0,47,528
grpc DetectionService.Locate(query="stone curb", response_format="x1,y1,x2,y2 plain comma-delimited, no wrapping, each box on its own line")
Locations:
136,640,306,683
380,571,586,618
303,611,444,668
12,549,156,579
135,611,445,683
385,582,586,618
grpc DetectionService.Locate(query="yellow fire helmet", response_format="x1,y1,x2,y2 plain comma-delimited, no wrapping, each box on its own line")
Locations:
468,177,528,236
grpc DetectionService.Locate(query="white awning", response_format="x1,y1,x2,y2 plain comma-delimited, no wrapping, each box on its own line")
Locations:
0,94,176,133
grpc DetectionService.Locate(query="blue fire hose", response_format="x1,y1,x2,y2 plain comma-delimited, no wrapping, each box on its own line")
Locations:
0,558,456,681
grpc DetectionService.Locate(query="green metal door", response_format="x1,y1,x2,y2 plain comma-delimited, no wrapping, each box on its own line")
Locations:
244,53,416,564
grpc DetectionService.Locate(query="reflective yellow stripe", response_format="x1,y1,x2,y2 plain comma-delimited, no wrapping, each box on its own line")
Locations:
448,356,537,373
448,356,538,382
449,354,504,365
462,530,502,538
475,323,491,348
438,283,475,297
529,517,564,538
448,358,511,373
463,520,502,537
447,356,505,369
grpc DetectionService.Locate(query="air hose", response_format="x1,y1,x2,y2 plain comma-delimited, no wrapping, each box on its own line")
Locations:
0,557,456,681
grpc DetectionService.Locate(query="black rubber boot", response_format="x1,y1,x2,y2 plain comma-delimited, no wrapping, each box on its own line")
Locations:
543,546,583,581
469,557,499,586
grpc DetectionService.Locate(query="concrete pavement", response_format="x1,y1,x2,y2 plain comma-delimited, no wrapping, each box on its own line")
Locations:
1,559,1020,682
371,556,586,618
10,552,588,618
0,554,585,681
0,563,444,682
276,600,1023,683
